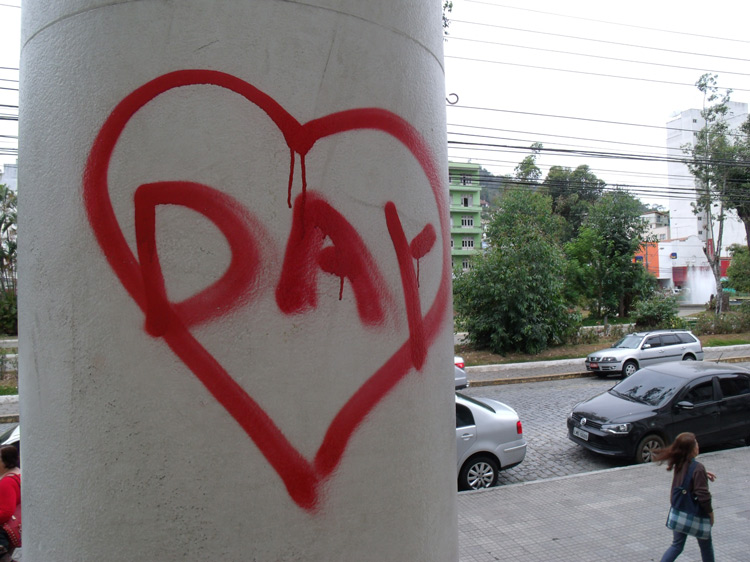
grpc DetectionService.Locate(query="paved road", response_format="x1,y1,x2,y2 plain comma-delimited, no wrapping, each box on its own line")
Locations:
461,362,750,486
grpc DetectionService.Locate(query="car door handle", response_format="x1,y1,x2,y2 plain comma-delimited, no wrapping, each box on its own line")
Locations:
460,433,475,441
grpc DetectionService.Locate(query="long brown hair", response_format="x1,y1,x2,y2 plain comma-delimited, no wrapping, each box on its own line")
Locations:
653,432,696,472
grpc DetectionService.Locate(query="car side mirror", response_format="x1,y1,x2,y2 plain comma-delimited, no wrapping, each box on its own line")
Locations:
642,344,651,349
675,401,694,410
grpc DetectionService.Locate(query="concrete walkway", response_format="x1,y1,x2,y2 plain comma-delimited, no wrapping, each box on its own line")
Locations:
458,445,750,561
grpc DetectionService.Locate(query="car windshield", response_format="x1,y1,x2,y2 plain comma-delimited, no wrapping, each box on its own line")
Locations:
612,334,644,349
609,372,684,407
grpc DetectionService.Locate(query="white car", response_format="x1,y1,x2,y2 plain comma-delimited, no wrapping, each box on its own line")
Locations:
456,393,526,490
454,365,468,390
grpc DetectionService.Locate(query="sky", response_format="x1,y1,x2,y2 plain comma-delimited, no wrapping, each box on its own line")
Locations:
444,0,750,207
2,0,749,207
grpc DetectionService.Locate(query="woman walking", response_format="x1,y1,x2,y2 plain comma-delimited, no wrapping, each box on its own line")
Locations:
655,432,715,562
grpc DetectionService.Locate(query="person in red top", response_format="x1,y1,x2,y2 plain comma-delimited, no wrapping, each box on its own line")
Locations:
0,446,20,559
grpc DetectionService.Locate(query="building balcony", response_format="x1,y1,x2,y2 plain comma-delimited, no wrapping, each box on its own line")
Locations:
450,226,482,235
451,247,480,256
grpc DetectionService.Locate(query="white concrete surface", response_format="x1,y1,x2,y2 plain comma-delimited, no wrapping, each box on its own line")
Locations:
20,1,456,560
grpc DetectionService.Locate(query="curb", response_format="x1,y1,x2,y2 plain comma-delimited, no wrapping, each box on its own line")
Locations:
467,355,750,387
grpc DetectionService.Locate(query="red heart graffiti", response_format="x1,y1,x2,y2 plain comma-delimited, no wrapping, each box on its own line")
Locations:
83,70,450,511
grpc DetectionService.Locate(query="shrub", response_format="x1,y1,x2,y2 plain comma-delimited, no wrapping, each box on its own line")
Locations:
0,292,16,336
692,306,750,336
632,293,682,329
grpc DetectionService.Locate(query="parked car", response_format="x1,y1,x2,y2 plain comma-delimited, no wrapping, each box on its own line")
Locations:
454,365,468,390
0,423,18,453
585,329,703,378
454,356,465,369
456,392,526,490
568,362,750,463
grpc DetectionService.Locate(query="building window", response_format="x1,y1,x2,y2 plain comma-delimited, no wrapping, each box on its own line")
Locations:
461,195,472,207
698,230,703,235
692,119,697,123
461,216,474,227
659,234,666,240
462,259,471,270
450,239,454,248
462,238,474,249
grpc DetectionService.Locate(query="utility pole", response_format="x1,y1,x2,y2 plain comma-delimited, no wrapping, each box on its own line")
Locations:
19,1,457,559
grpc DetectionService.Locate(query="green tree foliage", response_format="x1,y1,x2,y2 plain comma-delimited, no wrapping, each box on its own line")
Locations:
513,142,543,185
0,185,16,335
442,1,453,32
683,74,750,312
726,244,750,292
453,190,578,354
724,117,750,250
543,164,606,241
565,189,655,319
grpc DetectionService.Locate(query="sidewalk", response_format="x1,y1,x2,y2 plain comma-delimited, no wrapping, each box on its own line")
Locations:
465,345,750,387
458,445,750,561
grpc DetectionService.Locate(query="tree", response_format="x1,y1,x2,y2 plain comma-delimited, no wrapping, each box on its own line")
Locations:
442,1,453,33
726,244,750,293
543,164,606,241
565,189,655,319
453,189,577,355
683,74,747,314
513,142,543,185
0,184,16,335
724,116,750,251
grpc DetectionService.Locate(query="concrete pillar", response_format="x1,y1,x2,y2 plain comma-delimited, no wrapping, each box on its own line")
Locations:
19,1,455,560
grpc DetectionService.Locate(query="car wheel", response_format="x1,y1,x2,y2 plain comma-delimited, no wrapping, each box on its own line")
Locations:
682,354,696,361
635,434,664,464
622,360,638,378
459,456,499,491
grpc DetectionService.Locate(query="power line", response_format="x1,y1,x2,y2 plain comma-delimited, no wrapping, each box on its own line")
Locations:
466,1,750,45
448,122,688,154
450,19,750,63
447,35,750,78
446,55,750,93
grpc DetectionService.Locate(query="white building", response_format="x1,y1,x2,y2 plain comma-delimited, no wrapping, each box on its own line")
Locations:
666,102,748,254
0,161,17,191
641,210,670,241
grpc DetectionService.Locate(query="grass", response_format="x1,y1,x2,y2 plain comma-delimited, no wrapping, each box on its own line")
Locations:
703,337,750,347
456,331,750,367
0,385,16,395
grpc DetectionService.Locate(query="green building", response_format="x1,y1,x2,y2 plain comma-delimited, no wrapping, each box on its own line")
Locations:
448,162,482,271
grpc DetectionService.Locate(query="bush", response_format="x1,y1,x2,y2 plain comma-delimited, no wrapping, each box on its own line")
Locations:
632,293,683,330
692,303,750,335
0,292,16,336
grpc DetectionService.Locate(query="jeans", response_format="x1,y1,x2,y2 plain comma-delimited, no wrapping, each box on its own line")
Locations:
660,530,714,562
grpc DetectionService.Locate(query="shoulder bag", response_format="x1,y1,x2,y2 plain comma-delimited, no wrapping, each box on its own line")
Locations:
665,460,711,540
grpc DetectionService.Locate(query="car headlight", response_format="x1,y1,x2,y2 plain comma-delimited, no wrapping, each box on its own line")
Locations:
601,357,618,363
601,423,631,434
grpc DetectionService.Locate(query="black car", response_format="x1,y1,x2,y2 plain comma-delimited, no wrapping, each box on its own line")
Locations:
567,362,750,463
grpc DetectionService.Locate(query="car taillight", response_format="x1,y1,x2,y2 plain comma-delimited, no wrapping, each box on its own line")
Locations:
455,361,465,369
516,421,523,434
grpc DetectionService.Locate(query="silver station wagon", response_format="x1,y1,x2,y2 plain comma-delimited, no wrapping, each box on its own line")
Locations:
585,329,703,378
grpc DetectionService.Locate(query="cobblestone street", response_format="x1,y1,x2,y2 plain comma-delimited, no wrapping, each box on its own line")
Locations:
461,372,749,486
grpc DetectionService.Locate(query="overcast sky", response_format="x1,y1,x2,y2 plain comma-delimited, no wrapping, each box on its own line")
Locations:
2,1,749,206
444,0,750,206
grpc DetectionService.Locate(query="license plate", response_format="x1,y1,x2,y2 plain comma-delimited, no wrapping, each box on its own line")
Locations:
573,427,589,441
589,362,599,369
